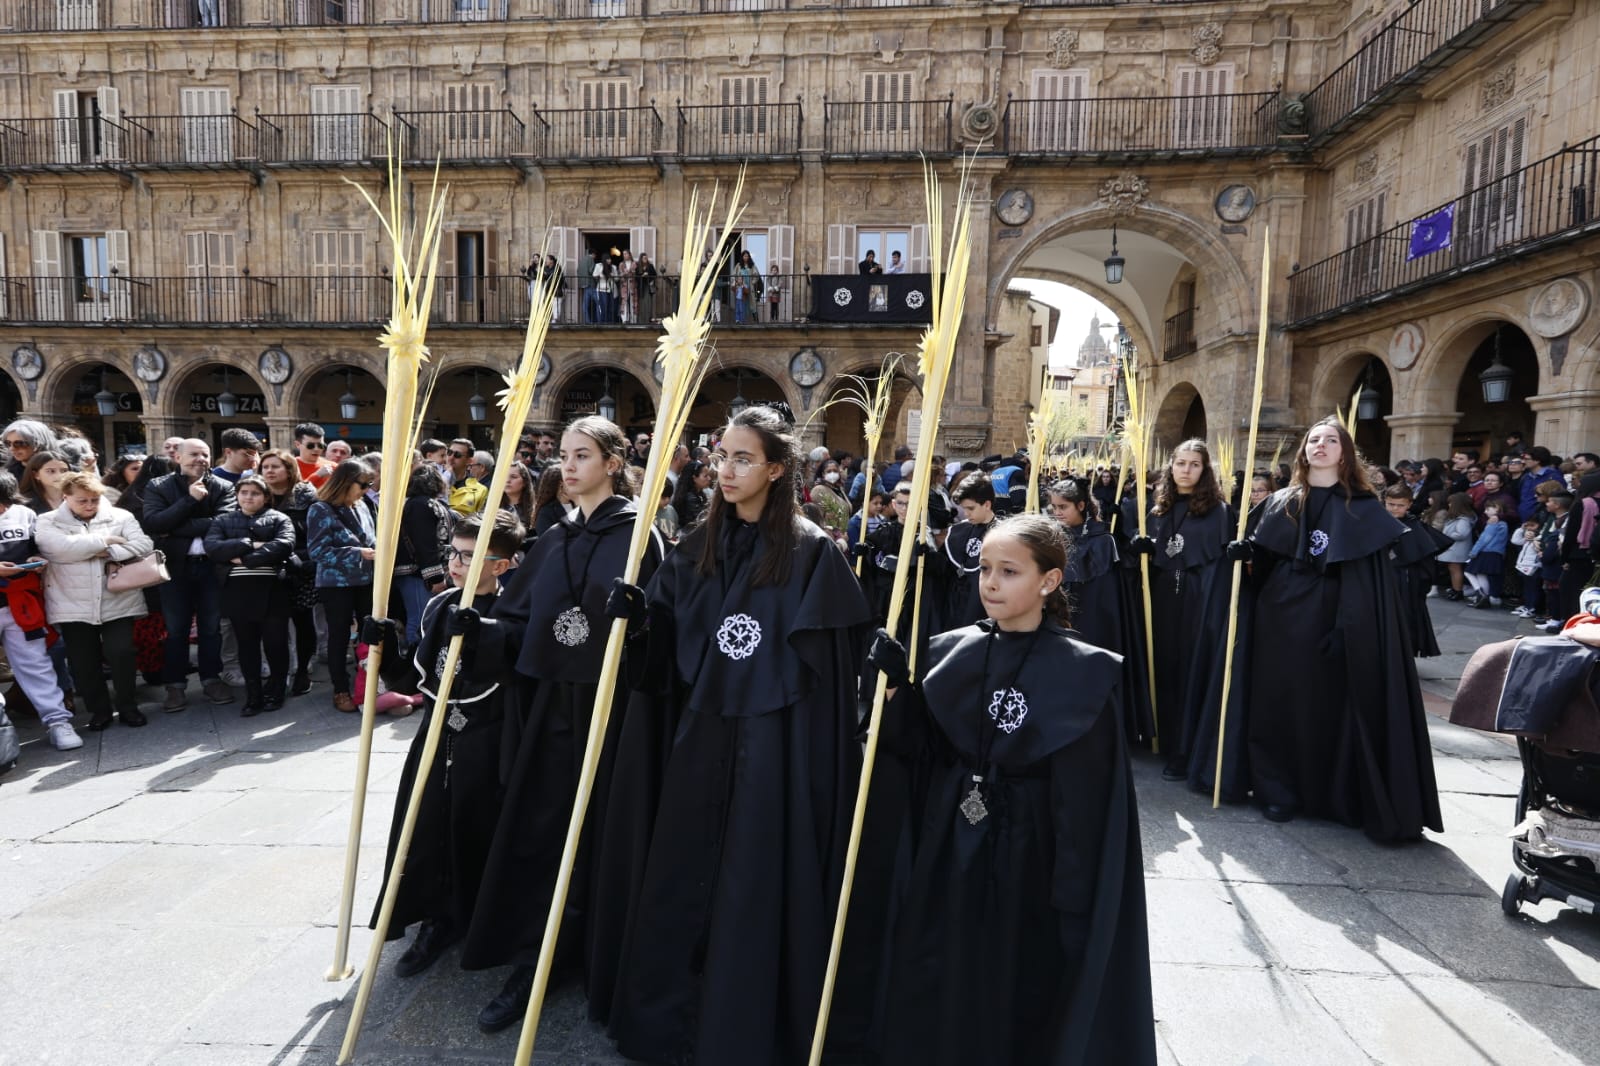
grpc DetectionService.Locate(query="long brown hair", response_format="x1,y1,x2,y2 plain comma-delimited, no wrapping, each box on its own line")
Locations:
696,405,801,587
1152,438,1222,516
564,414,636,497
1287,417,1374,516
989,514,1072,626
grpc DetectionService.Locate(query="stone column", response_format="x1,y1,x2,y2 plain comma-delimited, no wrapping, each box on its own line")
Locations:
941,157,1007,458
1385,412,1460,462
1527,390,1600,458
139,415,195,453
262,415,300,452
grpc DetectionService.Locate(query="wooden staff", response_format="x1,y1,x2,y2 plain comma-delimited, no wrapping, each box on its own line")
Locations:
336,235,561,1064
1213,228,1273,809
810,155,976,1065
906,510,930,679
511,175,746,1066
325,151,447,983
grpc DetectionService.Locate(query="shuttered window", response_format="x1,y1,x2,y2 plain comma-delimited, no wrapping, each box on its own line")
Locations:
1172,65,1235,149
311,85,363,161
581,79,631,144
184,231,240,321
1027,69,1089,152
444,81,497,153
310,230,366,322
181,87,233,163
1460,116,1528,257
1341,192,1387,298
720,75,768,138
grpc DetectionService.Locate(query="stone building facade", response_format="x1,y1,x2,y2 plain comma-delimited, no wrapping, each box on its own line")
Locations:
0,0,1593,468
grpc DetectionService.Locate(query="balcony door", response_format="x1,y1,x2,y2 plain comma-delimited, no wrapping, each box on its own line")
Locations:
440,228,499,323
1173,65,1235,150
719,76,769,154
57,0,100,29
860,72,915,154
444,82,497,158
185,231,239,322
1459,117,1527,260
581,79,633,155
1027,69,1088,152
181,87,234,164
52,88,121,164
311,85,363,162
311,230,366,323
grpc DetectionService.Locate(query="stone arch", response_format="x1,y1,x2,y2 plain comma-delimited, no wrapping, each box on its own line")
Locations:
157,357,273,423
278,350,386,416
1153,380,1206,451
0,365,20,424
1003,267,1156,359
989,201,1256,347
538,352,661,426
1411,310,1542,414
1308,347,1390,420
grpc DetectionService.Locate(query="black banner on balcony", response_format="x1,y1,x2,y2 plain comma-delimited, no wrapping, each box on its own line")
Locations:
809,273,933,325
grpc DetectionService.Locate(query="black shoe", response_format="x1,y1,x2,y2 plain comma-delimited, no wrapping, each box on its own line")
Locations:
119,707,148,728
291,670,313,697
477,965,535,1033
394,919,457,979
262,694,285,713
1262,804,1295,823
1160,760,1187,782
87,711,114,732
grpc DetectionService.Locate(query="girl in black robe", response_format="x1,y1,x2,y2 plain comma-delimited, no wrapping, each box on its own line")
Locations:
1128,440,1233,777
606,405,872,1066
1382,484,1450,658
1243,418,1443,840
370,511,524,978
460,416,664,1033
873,514,1155,1066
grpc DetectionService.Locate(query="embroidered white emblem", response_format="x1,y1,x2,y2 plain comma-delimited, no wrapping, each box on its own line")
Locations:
716,613,763,660
1310,529,1330,557
1166,533,1186,558
905,289,926,309
988,687,1029,733
553,605,591,647
833,287,853,307
966,536,983,559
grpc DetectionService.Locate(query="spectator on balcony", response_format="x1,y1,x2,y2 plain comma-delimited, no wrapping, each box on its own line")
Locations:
636,253,659,322
294,422,334,488
2,420,57,480
859,249,883,275
705,248,726,323
765,262,784,321
619,250,639,324
141,438,237,711
593,256,617,324
198,0,220,28
885,250,905,275
731,251,759,324
526,254,564,323
210,428,261,485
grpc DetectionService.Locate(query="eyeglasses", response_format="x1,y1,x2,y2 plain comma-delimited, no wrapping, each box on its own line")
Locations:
707,454,766,477
449,450,471,460
2,438,27,450
358,480,374,490
446,547,503,564
300,441,326,451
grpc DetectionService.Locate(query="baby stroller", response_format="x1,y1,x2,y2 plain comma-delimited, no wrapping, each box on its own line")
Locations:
1449,632,1600,919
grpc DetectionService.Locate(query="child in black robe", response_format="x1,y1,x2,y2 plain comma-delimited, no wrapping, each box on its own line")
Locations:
1383,483,1450,657
605,405,871,1066
868,514,1155,1066
930,474,997,633
369,510,524,979
460,416,664,1033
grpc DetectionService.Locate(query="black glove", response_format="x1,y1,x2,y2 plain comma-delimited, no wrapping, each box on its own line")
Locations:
1128,536,1157,556
866,628,911,689
605,578,647,621
1225,540,1253,563
849,541,873,560
910,540,932,558
359,616,397,647
445,605,481,639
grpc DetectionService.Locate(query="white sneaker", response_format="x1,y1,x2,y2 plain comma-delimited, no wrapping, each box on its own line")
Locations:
1539,619,1564,632
47,722,84,751
1512,606,1534,618
219,669,248,687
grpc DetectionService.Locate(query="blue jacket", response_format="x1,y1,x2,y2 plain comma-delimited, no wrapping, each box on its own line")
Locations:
1520,467,1563,522
1468,520,1508,560
308,500,375,588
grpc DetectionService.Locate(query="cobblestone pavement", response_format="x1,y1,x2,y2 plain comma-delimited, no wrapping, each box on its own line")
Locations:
2,598,1597,1065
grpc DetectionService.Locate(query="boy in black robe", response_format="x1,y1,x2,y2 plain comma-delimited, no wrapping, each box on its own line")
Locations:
369,511,524,978
931,475,996,632
1383,484,1451,658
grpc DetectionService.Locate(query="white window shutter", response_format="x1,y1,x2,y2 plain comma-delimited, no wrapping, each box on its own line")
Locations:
32,231,63,320
908,224,929,272
97,86,122,160
768,225,793,274
1028,69,1088,152
53,90,79,164
106,229,130,319
826,224,856,274
554,226,581,281
629,226,657,264
0,232,7,318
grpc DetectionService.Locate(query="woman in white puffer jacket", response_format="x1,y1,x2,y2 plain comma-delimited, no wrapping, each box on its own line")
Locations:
35,472,154,731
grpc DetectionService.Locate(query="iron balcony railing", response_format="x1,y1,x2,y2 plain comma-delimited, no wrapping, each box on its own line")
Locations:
528,105,663,162
0,114,258,169
252,112,390,164
0,0,518,29
677,102,803,159
1163,307,1197,360
0,272,826,328
1302,0,1544,144
0,115,134,169
1288,134,1600,328
1001,93,1281,158
119,113,262,166
823,97,953,158
392,109,526,162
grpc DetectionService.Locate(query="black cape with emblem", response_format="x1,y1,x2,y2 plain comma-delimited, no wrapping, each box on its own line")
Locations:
606,515,871,1066
1061,517,1147,745
933,518,992,634
1145,495,1234,767
1244,486,1443,841
460,495,662,972
370,585,518,940
877,619,1155,1066
1390,514,1451,658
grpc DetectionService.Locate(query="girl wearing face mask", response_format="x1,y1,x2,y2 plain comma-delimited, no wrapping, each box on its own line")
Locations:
810,460,852,538
1238,417,1441,841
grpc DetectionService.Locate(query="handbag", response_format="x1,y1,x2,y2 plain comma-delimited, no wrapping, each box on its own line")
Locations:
0,705,19,772
107,550,170,592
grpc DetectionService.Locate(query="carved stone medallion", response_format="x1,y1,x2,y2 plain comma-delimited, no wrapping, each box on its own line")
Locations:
1529,278,1589,339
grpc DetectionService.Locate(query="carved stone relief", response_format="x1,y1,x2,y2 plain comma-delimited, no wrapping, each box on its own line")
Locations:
1354,152,1380,184
1529,277,1589,339
1191,23,1224,66
1098,172,1150,216
1046,28,1079,70
1481,61,1516,112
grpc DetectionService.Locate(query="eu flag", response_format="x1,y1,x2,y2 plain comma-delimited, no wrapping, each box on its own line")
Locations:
1406,204,1455,261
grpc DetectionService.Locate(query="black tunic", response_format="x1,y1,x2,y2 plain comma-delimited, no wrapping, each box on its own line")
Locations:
880,620,1155,1066
1390,515,1451,658
1145,496,1233,763
1062,519,1146,746
460,495,662,972
370,586,516,939
607,516,872,1066
1245,487,1444,841
935,518,992,633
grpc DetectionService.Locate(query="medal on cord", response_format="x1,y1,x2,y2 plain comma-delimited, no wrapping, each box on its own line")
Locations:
553,523,605,647
961,622,1045,826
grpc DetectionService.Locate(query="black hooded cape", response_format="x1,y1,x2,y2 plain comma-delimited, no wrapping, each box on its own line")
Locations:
460,495,663,972
1389,514,1451,658
606,516,872,1066
1245,487,1443,841
878,620,1155,1066
934,518,992,634
371,585,518,939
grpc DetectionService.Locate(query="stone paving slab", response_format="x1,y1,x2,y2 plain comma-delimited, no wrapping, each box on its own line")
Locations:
1,598,1598,1065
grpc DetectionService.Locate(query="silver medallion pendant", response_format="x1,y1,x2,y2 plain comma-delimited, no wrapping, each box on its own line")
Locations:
446,708,468,733
553,605,591,647
960,779,989,825
1165,533,1186,558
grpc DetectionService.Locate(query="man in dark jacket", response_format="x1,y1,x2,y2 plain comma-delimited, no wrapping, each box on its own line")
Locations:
140,438,237,711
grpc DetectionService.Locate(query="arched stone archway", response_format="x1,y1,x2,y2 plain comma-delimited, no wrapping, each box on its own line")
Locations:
425,362,516,444
689,365,788,441
538,352,662,429
1154,381,1205,451
0,368,20,426
55,361,144,461
165,361,272,451
552,366,656,437
297,363,382,450
278,350,386,416
1408,312,1541,415
1452,324,1540,460
1309,351,1394,464
818,360,922,458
